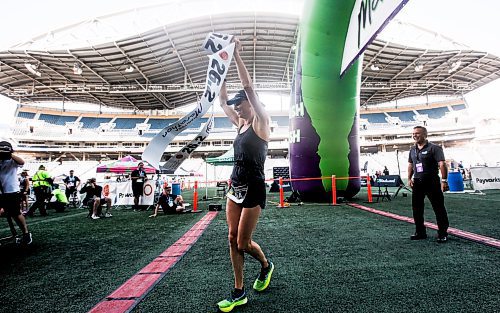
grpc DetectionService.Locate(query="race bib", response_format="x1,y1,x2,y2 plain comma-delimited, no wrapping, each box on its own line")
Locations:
68,182,74,187
137,178,143,183
226,184,248,204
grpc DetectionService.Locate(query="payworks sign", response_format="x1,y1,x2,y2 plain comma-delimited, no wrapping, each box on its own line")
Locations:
470,167,500,191
341,0,409,76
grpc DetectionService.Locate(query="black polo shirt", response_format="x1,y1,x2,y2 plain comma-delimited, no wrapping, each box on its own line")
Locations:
131,169,146,186
408,141,445,179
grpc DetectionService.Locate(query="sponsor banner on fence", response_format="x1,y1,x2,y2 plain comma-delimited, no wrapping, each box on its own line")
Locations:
142,33,235,169
101,181,156,205
470,167,500,191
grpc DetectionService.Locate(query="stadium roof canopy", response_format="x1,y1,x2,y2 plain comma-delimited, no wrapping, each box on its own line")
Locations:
1,0,499,110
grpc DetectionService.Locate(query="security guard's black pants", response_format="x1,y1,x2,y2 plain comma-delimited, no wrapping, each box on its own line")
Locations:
27,186,50,216
412,177,449,236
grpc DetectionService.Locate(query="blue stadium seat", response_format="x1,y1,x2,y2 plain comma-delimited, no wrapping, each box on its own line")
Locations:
214,117,233,128
80,117,112,129
39,114,77,125
417,107,449,119
148,118,177,129
17,111,36,119
113,118,145,129
360,113,387,123
187,117,208,129
386,111,415,122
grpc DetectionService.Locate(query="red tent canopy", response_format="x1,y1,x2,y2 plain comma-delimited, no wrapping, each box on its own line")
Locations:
96,156,156,174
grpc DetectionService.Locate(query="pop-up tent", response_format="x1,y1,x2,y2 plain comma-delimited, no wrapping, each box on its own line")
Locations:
205,147,234,166
96,155,157,174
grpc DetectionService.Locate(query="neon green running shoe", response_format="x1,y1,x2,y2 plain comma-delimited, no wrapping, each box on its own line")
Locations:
217,289,247,312
253,261,274,292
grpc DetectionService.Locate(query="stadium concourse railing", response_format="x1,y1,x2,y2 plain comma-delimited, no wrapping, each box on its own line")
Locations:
185,175,375,211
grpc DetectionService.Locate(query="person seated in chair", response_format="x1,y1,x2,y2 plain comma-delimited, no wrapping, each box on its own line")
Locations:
149,186,189,217
47,184,69,213
80,178,112,220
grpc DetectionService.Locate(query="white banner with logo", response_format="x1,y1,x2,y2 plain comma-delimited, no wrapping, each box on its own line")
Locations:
142,33,235,168
101,180,156,205
341,0,409,76
161,115,214,173
470,167,500,191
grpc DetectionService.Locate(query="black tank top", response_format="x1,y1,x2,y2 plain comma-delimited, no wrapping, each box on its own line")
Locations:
231,125,268,185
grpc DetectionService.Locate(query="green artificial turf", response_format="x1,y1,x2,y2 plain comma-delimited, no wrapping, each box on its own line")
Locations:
134,203,499,313
354,188,500,239
1,187,499,313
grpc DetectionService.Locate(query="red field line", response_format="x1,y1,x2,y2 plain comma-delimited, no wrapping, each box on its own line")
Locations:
88,211,218,313
347,203,500,249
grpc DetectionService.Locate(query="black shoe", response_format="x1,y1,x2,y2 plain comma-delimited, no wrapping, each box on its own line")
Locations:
21,232,33,245
410,233,427,240
437,235,448,243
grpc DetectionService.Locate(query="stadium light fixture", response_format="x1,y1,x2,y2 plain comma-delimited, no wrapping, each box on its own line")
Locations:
25,62,42,77
448,60,461,73
73,62,83,75
124,65,134,73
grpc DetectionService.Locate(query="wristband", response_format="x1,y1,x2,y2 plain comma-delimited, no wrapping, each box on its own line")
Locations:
441,179,448,183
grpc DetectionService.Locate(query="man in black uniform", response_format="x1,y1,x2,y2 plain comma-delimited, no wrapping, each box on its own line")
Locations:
408,126,450,243
63,170,81,204
130,162,147,211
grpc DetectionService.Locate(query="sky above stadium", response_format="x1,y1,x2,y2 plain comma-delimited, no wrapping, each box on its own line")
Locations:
1,0,499,126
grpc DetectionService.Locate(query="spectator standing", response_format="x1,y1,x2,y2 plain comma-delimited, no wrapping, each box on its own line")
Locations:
407,126,450,243
0,141,32,244
19,170,30,213
63,170,81,203
27,165,52,217
383,166,389,176
130,162,147,211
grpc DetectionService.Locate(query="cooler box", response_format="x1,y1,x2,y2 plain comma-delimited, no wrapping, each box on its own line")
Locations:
448,171,464,192
171,182,181,195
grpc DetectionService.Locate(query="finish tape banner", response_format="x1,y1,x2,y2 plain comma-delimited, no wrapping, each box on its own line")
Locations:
470,167,500,191
142,33,235,169
102,181,156,206
161,115,214,173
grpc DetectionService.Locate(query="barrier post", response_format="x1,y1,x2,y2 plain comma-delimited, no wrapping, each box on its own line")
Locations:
193,181,198,212
366,175,373,203
278,177,285,208
331,175,338,206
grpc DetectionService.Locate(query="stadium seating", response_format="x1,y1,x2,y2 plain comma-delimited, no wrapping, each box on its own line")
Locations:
113,118,145,129
80,117,113,129
213,117,233,129
39,114,77,125
417,107,449,119
386,111,415,122
148,118,177,129
360,113,387,124
17,111,36,119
